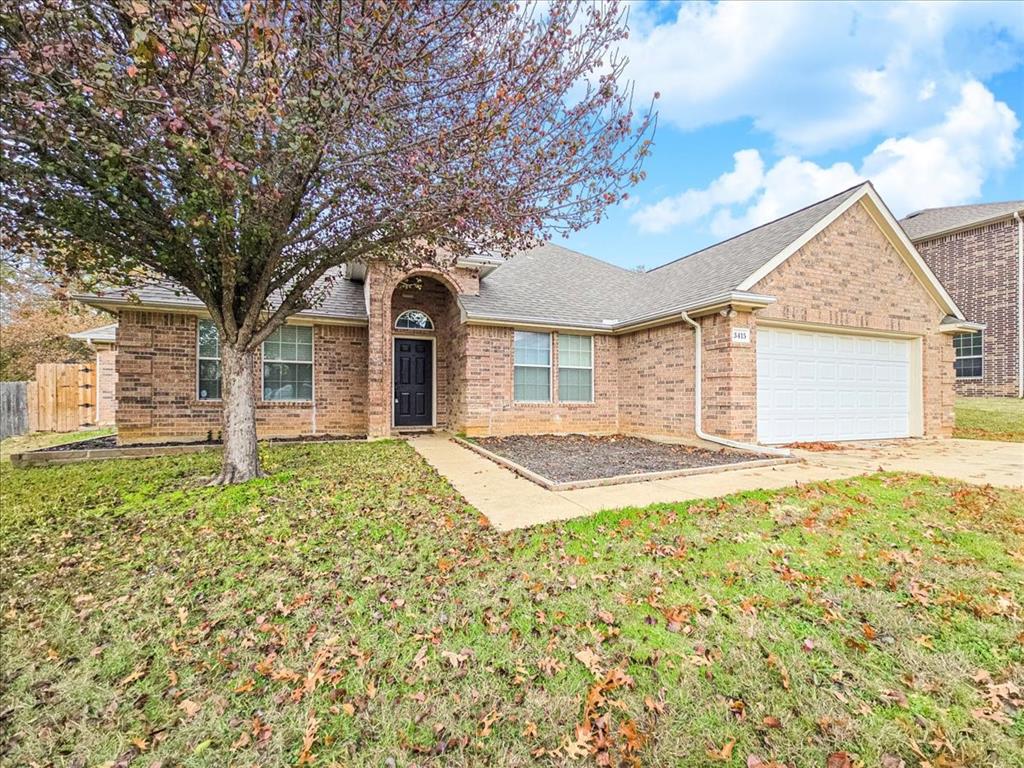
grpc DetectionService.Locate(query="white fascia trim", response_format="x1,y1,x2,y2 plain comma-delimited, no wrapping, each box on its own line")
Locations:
859,185,965,319
735,183,965,321
461,291,777,335
74,294,369,326
736,184,869,292
939,319,986,335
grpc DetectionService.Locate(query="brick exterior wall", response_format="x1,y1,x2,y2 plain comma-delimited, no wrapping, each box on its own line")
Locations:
754,200,956,437
699,311,758,441
617,322,695,438
456,326,620,436
115,310,367,444
113,202,960,444
365,265,477,436
94,344,117,426
913,218,1021,397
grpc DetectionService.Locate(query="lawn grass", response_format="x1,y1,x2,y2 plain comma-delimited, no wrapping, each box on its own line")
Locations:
954,397,1024,442
0,427,115,461
1,441,1022,767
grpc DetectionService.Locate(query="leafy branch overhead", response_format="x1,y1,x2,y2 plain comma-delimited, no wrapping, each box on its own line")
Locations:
1,0,655,349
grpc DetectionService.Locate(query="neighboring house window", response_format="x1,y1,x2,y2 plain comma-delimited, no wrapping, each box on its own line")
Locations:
262,325,313,401
197,320,221,400
953,331,983,379
558,334,593,402
395,309,434,330
513,331,551,401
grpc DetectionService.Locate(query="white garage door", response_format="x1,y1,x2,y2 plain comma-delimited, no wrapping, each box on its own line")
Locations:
757,326,912,444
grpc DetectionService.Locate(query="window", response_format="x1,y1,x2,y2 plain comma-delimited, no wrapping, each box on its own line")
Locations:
262,325,313,401
558,334,593,402
197,320,221,400
513,331,551,401
395,309,434,330
953,331,983,379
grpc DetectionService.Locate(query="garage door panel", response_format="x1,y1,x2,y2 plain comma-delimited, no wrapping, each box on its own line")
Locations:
757,327,913,444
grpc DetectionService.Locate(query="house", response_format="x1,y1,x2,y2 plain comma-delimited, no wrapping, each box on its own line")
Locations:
76,182,979,447
900,201,1023,399
68,322,118,426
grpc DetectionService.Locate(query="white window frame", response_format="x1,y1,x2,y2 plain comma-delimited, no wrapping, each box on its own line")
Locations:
557,333,594,403
196,318,221,402
260,323,315,403
394,309,434,331
513,330,552,403
953,330,983,380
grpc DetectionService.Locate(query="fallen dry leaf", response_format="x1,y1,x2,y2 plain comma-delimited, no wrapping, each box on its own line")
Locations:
706,738,736,762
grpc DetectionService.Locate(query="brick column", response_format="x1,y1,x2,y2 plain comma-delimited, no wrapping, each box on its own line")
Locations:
699,310,757,442
365,267,393,438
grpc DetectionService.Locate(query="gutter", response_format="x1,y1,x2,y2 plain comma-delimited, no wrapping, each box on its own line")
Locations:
679,312,791,458
1016,211,1024,398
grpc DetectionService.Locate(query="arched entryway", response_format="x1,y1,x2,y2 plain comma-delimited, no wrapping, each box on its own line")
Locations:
388,274,461,430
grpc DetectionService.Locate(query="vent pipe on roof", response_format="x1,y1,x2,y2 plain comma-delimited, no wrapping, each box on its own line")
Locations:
679,312,791,457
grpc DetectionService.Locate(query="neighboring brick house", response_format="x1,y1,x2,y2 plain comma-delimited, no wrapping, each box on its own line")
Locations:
68,322,118,426
900,201,1024,398
78,182,978,446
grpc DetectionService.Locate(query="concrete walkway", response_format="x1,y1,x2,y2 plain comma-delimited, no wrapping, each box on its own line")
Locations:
409,434,1023,531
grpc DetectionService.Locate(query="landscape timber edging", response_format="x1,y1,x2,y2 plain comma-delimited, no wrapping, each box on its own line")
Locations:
450,435,800,491
8,436,366,468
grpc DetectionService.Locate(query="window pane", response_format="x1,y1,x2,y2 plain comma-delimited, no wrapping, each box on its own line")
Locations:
954,357,982,379
263,362,313,401
559,367,592,402
198,320,219,359
396,310,433,330
954,332,982,358
558,334,591,368
514,331,550,366
263,326,314,363
198,360,221,400
514,365,550,401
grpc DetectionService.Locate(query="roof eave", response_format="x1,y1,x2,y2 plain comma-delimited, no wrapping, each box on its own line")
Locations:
461,291,777,334
939,317,986,335
907,208,1024,243
73,293,369,325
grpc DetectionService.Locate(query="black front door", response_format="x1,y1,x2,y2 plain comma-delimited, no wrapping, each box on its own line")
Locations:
393,338,433,427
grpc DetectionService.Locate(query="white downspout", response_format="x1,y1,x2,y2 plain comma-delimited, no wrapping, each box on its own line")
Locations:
1015,211,1023,399
680,312,791,457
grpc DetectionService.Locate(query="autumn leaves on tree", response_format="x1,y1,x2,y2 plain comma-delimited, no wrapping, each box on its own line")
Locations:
0,0,655,482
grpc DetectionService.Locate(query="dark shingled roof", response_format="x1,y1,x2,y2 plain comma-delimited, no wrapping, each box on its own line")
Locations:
79,183,885,330
461,183,865,327
81,266,367,320
900,200,1024,242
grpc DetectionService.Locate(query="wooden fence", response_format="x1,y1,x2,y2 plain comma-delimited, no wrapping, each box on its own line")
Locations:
0,382,29,439
26,362,97,433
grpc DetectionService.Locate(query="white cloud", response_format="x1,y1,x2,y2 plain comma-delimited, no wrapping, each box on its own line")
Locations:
621,0,1024,154
631,81,1020,238
630,149,764,233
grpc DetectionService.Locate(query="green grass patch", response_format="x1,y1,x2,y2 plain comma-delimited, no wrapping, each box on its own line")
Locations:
954,396,1024,442
1,442,1022,767
0,427,115,461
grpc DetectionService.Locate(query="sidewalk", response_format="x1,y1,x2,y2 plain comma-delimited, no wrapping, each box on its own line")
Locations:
407,434,849,530
410,434,1023,531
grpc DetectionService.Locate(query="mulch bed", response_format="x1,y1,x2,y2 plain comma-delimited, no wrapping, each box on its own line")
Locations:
39,433,363,452
473,434,771,483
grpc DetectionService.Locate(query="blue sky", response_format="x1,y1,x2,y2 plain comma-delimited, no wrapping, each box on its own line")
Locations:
562,1,1024,270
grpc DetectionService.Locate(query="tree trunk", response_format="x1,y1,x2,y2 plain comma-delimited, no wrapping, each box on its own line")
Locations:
211,342,263,485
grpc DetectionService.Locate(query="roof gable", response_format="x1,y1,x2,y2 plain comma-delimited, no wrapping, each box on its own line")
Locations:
900,200,1024,241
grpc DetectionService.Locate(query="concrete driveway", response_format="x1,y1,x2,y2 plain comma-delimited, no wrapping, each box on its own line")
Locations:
796,438,1023,489
410,435,1023,531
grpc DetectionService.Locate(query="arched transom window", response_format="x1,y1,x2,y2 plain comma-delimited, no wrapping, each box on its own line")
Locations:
395,309,434,331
